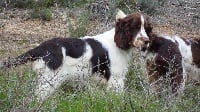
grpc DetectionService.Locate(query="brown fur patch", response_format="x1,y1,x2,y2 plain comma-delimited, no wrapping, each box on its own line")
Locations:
146,35,183,93
191,38,200,67
114,13,152,50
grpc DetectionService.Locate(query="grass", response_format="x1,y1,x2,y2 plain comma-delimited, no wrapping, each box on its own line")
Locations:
137,0,166,15
68,12,90,38
0,64,199,111
30,8,52,21
0,1,199,111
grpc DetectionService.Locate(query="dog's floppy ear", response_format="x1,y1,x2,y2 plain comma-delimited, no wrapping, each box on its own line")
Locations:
114,18,132,50
116,9,126,22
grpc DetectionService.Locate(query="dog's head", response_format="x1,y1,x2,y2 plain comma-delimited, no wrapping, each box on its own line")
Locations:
114,10,152,50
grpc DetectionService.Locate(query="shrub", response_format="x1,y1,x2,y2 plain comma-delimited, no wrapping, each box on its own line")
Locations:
137,0,166,15
9,0,34,8
114,0,137,14
56,0,90,8
68,13,90,38
1,0,53,9
36,0,54,8
30,8,52,21
2,0,90,9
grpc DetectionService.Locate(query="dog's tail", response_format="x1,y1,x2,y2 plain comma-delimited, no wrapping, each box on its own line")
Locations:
0,48,41,69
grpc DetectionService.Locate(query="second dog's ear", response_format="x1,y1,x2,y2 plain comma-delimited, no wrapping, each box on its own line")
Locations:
116,9,126,22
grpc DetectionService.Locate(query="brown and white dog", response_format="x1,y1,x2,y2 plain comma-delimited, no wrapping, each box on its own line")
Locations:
117,11,200,95
0,10,151,101
145,34,200,94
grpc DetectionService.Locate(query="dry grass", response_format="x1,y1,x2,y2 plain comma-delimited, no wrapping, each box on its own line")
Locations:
0,0,199,111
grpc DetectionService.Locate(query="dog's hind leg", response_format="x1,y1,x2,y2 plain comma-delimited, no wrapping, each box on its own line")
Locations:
33,60,68,101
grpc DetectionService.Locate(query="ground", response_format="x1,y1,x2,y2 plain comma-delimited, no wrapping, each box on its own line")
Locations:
152,0,199,38
0,0,199,111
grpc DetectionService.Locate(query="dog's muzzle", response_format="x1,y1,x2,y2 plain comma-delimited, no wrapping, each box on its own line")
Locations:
132,37,149,48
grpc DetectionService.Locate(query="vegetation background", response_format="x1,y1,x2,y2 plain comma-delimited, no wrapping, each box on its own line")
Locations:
0,0,199,111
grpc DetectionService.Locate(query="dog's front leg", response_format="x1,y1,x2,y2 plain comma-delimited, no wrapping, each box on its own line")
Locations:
107,75,125,93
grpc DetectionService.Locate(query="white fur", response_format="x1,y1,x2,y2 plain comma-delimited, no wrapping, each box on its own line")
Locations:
138,15,148,39
143,35,200,94
33,43,93,101
133,15,149,47
116,9,127,20
173,36,200,82
161,35,200,84
31,10,150,101
84,29,132,91
32,28,134,101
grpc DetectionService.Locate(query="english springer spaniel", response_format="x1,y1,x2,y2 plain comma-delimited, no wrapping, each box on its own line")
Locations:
145,34,200,95
0,10,152,101
118,11,200,96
